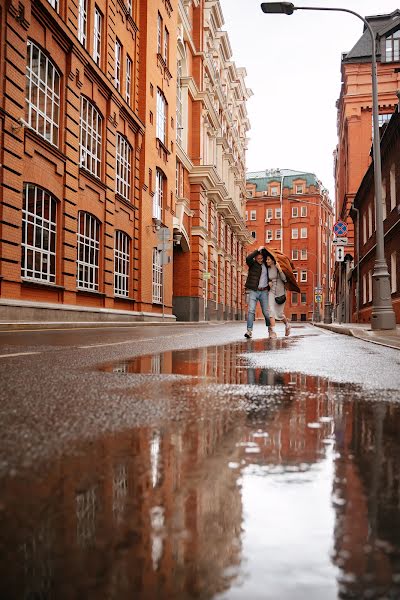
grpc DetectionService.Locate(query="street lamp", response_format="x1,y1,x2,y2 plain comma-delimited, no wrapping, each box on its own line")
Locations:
260,2,396,330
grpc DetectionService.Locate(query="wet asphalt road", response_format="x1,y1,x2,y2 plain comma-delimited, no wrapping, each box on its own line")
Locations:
0,322,400,599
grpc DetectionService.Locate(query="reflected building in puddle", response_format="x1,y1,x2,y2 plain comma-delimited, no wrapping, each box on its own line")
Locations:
331,399,400,598
0,405,245,598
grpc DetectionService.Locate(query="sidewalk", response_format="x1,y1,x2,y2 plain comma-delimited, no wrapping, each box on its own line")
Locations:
0,320,223,332
314,322,400,350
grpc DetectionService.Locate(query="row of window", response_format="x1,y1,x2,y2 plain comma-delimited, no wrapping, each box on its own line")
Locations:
21,184,132,297
247,183,305,197
362,254,398,304
246,206,308,221
362,163,397,245
250,227,308,241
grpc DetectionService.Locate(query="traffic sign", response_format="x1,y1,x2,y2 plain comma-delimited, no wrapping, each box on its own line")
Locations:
333,220,347,236
202,272,211,280
157,227,170,242
335,246,345,262
315,294,322,303
332,237,348,245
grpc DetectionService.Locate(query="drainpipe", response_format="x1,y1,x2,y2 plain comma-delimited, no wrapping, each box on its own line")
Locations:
280,173,284,252
351,203,360,323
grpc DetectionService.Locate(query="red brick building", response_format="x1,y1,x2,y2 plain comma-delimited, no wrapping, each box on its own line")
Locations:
0,0,251,322
334,9,400,322
246,169,334,323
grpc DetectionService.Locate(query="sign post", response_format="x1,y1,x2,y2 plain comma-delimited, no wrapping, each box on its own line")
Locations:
157,227,171,320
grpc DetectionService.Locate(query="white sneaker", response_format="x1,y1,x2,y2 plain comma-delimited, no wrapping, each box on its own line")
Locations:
244,329,252,339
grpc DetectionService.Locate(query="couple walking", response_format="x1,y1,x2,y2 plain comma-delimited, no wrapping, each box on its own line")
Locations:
244,246,291,340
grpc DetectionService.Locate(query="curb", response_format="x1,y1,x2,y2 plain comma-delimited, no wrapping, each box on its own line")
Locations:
314,323,400,351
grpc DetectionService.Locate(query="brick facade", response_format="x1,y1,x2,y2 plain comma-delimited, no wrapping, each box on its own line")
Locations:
0,0,251,322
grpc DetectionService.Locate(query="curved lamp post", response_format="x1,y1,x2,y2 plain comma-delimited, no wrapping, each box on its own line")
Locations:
260,2,396,329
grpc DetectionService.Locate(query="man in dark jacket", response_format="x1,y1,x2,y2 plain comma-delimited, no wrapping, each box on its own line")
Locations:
244,246,271,338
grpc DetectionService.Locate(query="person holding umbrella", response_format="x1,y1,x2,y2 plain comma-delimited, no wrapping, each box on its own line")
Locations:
243,246,271,339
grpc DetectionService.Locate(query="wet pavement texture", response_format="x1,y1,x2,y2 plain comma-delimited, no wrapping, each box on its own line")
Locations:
0,323,400,599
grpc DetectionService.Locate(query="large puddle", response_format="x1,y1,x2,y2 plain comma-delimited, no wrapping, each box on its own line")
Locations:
1,340,400,599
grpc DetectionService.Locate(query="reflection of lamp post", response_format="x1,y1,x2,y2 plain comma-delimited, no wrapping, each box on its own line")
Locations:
260,2,396,330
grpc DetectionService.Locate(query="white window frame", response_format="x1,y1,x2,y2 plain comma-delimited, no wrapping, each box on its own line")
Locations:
293,271,298,281
301,248,307,260
80,97,102,178
78,0,87,47
275,229,281,240
153,170,164,221
114,231,130,297
250,210,256,221
362,273,367,304
382,178,387,221
21,184,57,283
368,270,373,303
301,206,307,217
292,249,298,260
385,30,400,62
93,7,102,66
271,186,278,196
300,227,307,239
152,248,162,304
157,13,162,55
163,27,169,65
47,0,59,12
125,55,132,104
266,208,273,220
295,184,304,194
390,164,396,210
115,40,122,92
176,60,183,146
291,228,298,239
156,90,167,144
77,212,100,291
275,208,281,219
300,270,307,282
116,134,131,201
265,229,273,241
391,251,397,294
292,206,298,218
26,41,60,146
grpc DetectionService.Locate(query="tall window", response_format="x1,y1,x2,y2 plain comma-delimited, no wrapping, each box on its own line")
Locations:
80,97,102,177
176,60,183,146
21,184,57,283
126,56,132,104
116,134,131,201
275,229,281,240
390,164,396,210
26,41,60,146
391,252,397,294
156,90,167,144
266,208,273,220
250,210,256,220
295,184,304,194
93,7,102,66
77,212,100,290
153,170,164,221
115,40,122,92
157,13,162,55
300,227,307,239
301,248,307,260
301,206,307,217
292,249,298,260
163,28,169,65
291,228,298,239
152,249,162,303
385,30,400,62
114,231,130,297
368,271,373,302
78,0,87,47
265,230,273,241
300,270,307,282
275,208,281,219
292,206,298,218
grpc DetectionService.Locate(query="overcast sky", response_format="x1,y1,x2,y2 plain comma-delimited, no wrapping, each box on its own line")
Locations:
220,0,398,202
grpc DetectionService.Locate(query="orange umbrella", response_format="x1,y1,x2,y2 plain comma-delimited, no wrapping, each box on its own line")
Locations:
262,248,301,293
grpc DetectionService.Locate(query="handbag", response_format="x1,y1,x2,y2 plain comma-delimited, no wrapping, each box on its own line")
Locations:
275,293,286,305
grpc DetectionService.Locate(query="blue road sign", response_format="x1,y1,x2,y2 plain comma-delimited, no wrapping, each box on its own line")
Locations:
333,220,347,236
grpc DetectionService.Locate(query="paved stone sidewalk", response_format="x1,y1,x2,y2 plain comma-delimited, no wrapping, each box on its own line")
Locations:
315,322,400,350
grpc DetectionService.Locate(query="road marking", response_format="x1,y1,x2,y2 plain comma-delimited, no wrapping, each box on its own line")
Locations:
0,351,41,359
78,332,193,349
78,337,157,349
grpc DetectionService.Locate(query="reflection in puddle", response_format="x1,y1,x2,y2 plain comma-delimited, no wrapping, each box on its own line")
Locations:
1,341,400,599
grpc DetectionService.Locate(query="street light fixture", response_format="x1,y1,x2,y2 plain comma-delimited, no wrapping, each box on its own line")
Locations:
260,2,396,330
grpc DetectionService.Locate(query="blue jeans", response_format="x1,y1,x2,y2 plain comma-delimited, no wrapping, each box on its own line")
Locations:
246,290,270,330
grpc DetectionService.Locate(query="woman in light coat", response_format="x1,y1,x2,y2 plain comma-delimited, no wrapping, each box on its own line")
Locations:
265,254,291,338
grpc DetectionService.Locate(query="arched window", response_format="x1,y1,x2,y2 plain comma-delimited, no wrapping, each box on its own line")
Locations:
80,97,102,178
115,134,132,201
77,212,100,290
25,41,60,146
21,184,57,283
114,231,130,297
